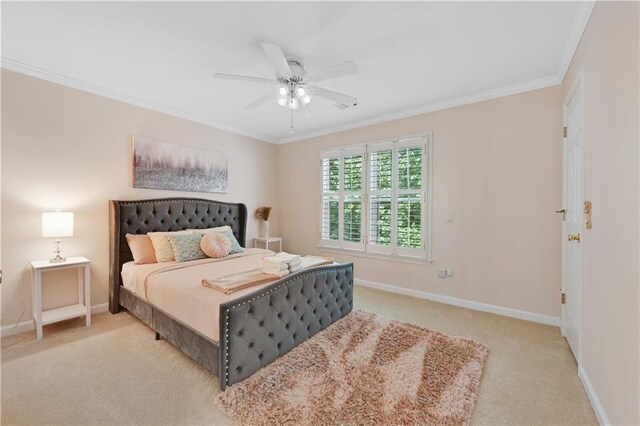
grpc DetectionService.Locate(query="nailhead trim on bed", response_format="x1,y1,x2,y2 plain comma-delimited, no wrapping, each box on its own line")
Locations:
221,263,354,388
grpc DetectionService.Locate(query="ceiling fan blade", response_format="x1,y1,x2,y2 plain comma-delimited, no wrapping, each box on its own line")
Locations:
306,61,358,82
244,93,274,110
260,42,292,76
214,73,276,85
309,86,358,108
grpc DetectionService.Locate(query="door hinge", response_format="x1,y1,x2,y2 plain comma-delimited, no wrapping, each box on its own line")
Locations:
561,292,566,304
563,126,567,138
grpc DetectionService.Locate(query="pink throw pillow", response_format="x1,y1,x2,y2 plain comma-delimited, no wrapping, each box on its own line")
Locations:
125,234,157,264
200,232,231,258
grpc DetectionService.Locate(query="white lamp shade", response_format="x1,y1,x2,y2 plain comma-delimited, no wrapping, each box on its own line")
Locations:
42,212,74,238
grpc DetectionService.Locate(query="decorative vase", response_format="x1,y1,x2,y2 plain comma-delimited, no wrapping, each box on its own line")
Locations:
260,220,270,238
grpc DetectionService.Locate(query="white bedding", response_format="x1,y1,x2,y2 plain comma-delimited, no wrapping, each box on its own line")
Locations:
121,248,276,342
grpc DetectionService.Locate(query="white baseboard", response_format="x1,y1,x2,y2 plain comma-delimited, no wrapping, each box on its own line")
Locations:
1,303,109,337
91,303,109,315
578,367,611,425
355,278,560,327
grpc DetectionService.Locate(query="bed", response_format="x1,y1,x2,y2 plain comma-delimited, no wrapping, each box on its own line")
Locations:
109,197,354,390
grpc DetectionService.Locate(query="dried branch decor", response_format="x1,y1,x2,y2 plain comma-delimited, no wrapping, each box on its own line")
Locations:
255,206,272,221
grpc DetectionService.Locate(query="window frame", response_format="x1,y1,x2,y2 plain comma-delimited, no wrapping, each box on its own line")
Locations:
319,132,432,262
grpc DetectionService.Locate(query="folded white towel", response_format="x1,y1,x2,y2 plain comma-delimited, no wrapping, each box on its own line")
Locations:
261,260,288,271
262,256,288,265
262,269,290,278
287,259,301,268
274,252,301,264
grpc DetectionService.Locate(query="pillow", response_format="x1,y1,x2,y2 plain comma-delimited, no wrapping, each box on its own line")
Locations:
165,234,207,263
200,232,231,258
191,225,232,235
148,230,192,262
125,234,157,264
191,226,243,254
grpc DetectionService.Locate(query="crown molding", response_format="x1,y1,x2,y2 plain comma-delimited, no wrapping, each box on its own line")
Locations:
557,1,596,81
2,2,594,146
277,1,595,145
0,57,276,144
276,74,561,144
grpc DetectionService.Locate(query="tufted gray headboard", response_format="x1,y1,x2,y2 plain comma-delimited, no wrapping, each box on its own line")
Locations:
109,198,247,314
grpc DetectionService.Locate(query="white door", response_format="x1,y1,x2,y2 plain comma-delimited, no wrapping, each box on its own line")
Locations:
561,73,584,362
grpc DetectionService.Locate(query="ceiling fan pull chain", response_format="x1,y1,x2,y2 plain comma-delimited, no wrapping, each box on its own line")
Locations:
290,82,295,133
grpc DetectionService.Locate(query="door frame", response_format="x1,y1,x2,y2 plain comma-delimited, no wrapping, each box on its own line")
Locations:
561,68,585,365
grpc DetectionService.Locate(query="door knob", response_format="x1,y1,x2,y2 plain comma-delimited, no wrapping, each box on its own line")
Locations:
568,233,581,242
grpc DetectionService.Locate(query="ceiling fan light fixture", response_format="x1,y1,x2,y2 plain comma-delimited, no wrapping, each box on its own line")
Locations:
278,85,288,96
295,84,311,106
277,94,299,109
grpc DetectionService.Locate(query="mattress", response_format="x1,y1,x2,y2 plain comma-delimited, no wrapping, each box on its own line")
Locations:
121,248,276,342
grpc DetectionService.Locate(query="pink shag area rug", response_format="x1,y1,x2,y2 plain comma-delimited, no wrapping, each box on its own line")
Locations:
215,310,488,425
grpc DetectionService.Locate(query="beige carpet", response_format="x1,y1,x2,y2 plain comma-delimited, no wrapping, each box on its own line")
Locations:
1,286,597,425
216,310,488,425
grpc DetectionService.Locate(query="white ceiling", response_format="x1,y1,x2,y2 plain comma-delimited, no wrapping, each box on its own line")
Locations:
2,2,591,144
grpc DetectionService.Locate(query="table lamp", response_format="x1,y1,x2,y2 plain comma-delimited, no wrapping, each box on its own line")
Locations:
42,211,74,263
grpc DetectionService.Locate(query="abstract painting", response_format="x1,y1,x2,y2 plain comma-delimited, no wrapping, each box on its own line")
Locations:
132,136,228,193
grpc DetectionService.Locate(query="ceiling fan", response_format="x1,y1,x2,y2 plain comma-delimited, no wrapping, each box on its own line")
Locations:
214,42,359,133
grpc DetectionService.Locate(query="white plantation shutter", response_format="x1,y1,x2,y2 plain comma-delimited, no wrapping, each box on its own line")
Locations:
367,141,394,255
320,150,340,247
319,146,365,250
341,146,365,250
319,134,431,260
395,137,427,257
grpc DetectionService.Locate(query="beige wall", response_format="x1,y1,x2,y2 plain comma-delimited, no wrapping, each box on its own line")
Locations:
562,2,639,424
278,86,563,319
1,70,280,325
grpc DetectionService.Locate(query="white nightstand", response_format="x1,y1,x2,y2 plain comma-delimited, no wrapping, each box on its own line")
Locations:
253,237,283,252
30,256,91,340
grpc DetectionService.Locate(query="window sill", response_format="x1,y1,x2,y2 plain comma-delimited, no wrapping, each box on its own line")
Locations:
318,246,433,266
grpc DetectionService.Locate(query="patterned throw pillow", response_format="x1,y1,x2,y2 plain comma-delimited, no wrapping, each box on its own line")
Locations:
215,228,244,254
165,234,207,262
148,230,192,262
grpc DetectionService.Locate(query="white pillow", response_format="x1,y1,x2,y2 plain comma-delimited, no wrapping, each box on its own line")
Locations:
191,225,231,235
147,230,192,262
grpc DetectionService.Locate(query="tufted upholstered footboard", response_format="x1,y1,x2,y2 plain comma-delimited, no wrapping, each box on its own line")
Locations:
219,262,353,389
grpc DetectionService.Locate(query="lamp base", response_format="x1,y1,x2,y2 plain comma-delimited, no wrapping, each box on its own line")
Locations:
50,239,66,263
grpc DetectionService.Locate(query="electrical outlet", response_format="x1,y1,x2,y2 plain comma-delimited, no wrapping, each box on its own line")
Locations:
446,267,454,278
438,268,447,278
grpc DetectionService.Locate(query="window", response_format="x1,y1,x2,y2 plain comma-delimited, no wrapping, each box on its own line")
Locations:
319,133,432,260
